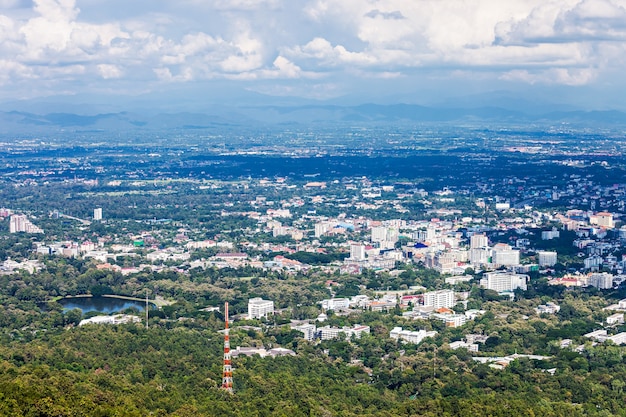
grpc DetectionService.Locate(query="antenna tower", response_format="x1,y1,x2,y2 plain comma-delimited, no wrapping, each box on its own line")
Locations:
145,290,149,330
221,302,233,393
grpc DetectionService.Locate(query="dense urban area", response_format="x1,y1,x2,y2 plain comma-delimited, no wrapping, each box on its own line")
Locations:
3,123,626,416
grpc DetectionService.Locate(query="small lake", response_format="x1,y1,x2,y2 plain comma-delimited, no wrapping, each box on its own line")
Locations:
59,296,148,314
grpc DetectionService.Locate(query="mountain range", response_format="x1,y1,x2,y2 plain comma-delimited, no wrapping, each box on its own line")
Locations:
0,103,625,135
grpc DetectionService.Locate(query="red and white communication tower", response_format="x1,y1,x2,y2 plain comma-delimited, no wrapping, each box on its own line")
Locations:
221,302,233,393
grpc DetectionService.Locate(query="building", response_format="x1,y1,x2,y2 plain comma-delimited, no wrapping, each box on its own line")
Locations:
320,298,350,312
584,255,603,270
470,233,488,249
94,208,103,221
390,327,437,344
538,251,558,267
449,340,479,352
536,302,560,314
423,289,455,309
9,214,43,234
79,314,141,326
433,252,456,273
371,226,399,249
588,272,614,289
542,229,560,240
584,329,608,342
292,323,317,341
480,272,528,293
248,297,274,319
349,244,366,261
318,324,370,341
590,212,614,229
432,313,467,327
231,346,296,358
492,243,520,266
469,248,490,265
315,221,333,238
445,275,473,286
607,313,625,325
608,333,626,345
368,299,397,312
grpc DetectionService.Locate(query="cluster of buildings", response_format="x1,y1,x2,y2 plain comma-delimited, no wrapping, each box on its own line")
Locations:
548,272,624,289
9,214,43,234
291,323,371,341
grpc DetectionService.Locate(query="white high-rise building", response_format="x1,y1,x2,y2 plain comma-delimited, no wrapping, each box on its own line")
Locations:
469,248,490,265
350,244,366,261
470,233,488,249
371,226,399,247
9,214,26,233
371,226,388,242
538,251,558,267
9,214,43,234
423,289,455,309
588,272,614,289
434,252,456,274
492,247,520,266
94,208,103,221
315,221,333,238
491,243,519,266
480,272,528,293
248,297,274,319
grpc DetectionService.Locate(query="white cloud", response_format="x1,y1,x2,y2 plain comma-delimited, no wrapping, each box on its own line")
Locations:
496,0,626,44
500,68,596,85
97,63,122,79
0,0,23,8
219,30,265,72
0,0,625,101
209,0,280,11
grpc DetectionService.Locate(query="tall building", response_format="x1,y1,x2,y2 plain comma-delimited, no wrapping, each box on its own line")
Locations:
434,252,456,273
470,233,488,249
9,214,43,234
538,251,558,267
423,289,455,309
492,244,520,266
588,272,614,289
469,248,490,265
480,272,528,293
9,214,26,233
371,226,399,248
94,208,103,221
371,226,388,242
248,297,274,319
350,244,366,261
314,221,333,238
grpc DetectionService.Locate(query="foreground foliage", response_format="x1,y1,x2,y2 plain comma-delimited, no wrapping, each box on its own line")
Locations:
0,322,625,417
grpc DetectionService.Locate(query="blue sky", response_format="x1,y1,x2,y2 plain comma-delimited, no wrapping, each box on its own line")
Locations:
1,0,626,109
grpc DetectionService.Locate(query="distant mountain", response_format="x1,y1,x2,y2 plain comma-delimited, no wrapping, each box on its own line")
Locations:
1,104,625,135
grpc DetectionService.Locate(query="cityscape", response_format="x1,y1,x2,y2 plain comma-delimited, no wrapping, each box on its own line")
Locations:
1,122,626,415
3,0,626,415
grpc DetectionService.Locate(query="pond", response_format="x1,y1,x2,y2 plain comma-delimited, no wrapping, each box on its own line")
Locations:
59,296,149,314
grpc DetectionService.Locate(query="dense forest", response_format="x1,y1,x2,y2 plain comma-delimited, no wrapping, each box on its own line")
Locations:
1,317,626,416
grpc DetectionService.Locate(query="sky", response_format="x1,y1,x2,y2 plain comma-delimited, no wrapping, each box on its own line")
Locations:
1,0,626,110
